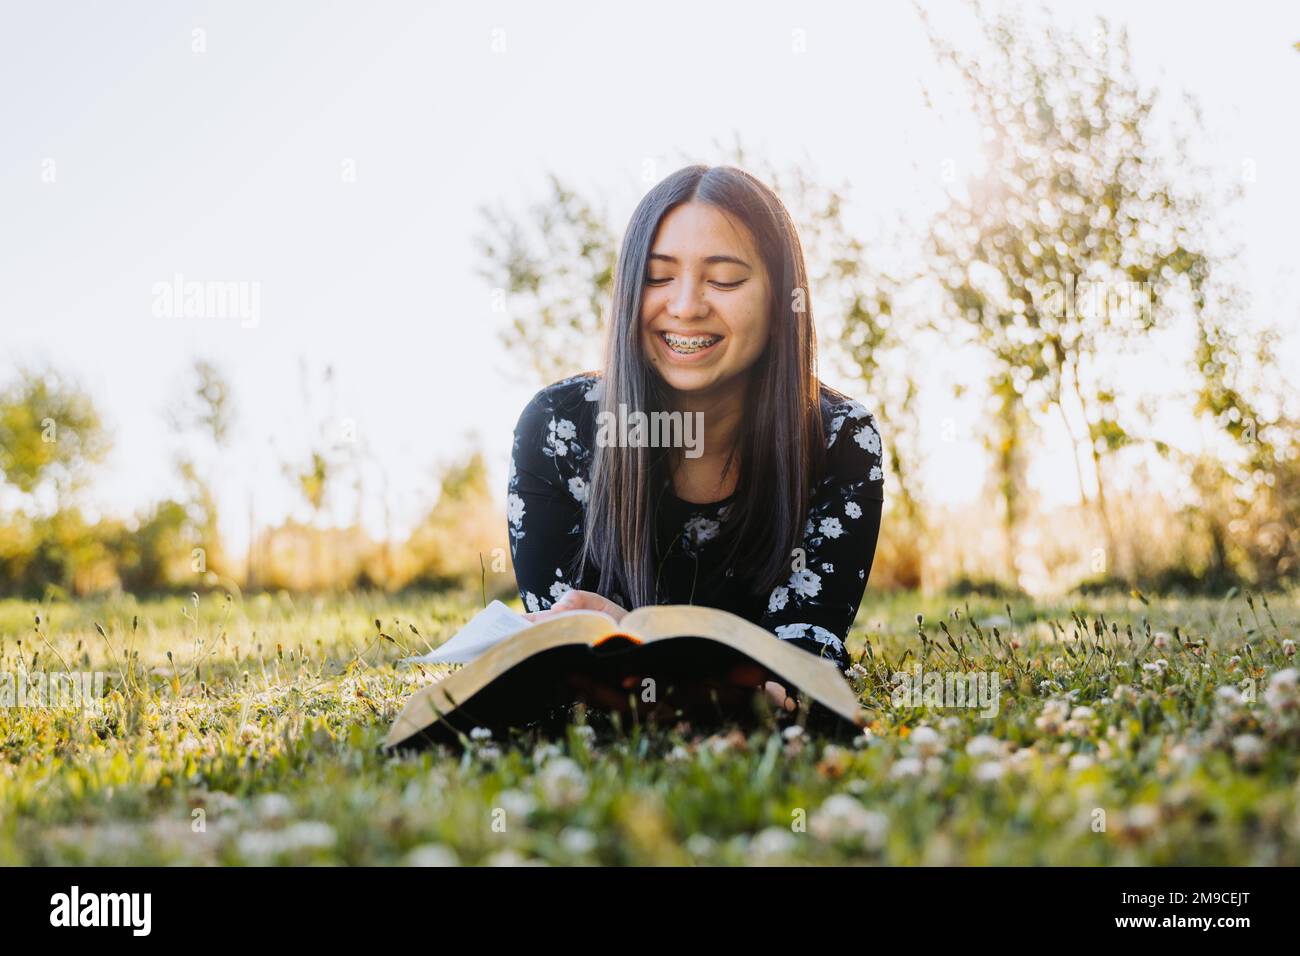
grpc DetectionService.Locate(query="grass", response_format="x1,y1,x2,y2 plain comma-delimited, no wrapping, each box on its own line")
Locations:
1,586,1297,865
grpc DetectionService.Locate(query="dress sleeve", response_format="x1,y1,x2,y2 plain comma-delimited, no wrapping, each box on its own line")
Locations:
756,408,885,673
506,388,596,613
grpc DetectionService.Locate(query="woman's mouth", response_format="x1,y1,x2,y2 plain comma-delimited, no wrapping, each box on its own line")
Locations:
658,331,724,357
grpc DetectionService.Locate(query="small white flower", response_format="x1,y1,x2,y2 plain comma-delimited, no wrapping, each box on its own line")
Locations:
1231,734,1266,768
470,726,493,741
507,493,525,528
809,795,888,849
854,422,882,456
684,516,720,545
495,789,536,818
538,757,587,806
974,761,1006,782
767,587,789,613
818,517,844,539
909,726,945,757
568,476,589,503
965,735,1003,759
844,501,862,519
525,592,540,613
889,756,924,779
787,568,822,599
1264,668,1298,712
549,580,572,602
782,725,804,741
750,826,798,860
553,418,576,440
559,827,598,855
404,843,460,867
820,562,834,573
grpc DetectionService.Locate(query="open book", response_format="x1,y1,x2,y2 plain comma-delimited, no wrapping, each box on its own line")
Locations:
384,601,865,750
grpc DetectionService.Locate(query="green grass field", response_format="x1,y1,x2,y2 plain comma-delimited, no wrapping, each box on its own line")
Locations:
1,587,1297,865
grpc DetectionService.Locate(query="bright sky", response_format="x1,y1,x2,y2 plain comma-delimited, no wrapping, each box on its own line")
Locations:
2,1,1297,556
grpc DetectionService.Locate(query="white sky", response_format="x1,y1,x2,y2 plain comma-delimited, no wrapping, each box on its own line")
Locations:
2,0,1297,556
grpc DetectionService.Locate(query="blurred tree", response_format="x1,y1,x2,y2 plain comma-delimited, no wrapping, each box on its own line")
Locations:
0,366,108,511
476,173,617,383
919,4,1221,576
165,358,236,580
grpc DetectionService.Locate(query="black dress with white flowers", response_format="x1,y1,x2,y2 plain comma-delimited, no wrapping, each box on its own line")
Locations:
507,371,885,673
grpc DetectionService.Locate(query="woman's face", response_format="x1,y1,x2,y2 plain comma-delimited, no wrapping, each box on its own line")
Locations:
639,200,772,397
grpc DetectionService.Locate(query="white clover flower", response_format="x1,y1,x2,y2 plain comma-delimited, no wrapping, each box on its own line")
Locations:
495,789,536,819
1125,804,1161,833
750,827,798,860
1152,632,1171,650
974,761,1006,782
1264,668,1298,712
486,849,547,867
1231,734,1266,768
559,827,598,855
538,757,587,807
889,756,924,779
531,742,562,765
782,725,805,741
910,725,945,757
965,735,1003,759
1283,640,1296,657
1215,685,1242,705
809,794,888,849
253,793,293,822
404,843,461,867
685,834,716,857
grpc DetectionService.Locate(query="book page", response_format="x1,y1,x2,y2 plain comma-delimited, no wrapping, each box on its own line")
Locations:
399,600,531,665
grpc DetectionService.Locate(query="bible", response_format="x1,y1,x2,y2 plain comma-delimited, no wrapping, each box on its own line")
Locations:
384,602,865,750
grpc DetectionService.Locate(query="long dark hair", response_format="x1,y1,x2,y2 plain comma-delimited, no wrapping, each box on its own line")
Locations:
577,164,825,609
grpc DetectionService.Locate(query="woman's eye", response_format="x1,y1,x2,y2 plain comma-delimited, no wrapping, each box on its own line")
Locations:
644,276,745,289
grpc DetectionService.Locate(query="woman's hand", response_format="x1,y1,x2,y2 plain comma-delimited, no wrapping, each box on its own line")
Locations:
521,589,629,625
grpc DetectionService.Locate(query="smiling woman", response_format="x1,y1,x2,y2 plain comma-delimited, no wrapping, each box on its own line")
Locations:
506,165,884,686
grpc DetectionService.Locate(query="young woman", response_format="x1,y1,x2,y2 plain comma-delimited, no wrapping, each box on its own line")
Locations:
506,165,884,712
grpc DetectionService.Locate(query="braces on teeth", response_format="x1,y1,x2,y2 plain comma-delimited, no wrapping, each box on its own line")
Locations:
663,333,721,353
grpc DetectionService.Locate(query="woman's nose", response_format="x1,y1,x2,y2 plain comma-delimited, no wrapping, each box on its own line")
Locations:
668,277,709,318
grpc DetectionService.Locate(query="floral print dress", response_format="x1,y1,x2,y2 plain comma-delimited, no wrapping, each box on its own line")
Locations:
507,371,885,673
